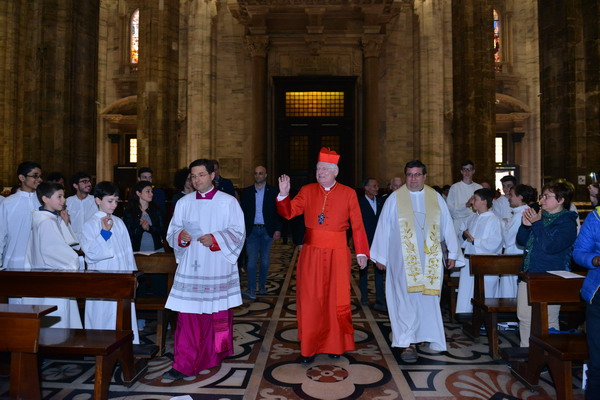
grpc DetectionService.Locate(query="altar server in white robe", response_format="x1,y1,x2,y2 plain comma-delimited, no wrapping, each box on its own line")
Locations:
371,160,464,363
80,181,140,344
162,158,245,381
446,160,482,235
499,184,536,297
0,161,42,269
66,171,97,242
21,182,83,329
493,175,517,223
455,188,504,314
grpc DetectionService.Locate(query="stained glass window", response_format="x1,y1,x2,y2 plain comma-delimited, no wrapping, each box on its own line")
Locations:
130,9,139,64
285,92,344,117
493,9,501,67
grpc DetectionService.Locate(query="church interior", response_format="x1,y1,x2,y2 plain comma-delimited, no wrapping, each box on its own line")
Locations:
0,0,598,399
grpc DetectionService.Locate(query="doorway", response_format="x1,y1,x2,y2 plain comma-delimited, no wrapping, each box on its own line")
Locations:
273,76,357,191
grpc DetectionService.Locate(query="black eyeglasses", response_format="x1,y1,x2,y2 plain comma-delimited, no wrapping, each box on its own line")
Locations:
26,174,42,179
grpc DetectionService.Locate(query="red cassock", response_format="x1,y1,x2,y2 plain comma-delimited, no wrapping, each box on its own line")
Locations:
277,183,370,357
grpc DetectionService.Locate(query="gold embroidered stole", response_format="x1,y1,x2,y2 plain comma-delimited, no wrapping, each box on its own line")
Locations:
396,185,443,296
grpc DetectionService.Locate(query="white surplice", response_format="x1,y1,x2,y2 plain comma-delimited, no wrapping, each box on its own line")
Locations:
165,190,245,315
0,190,40,268
492,195,512,221
81,211,139,343
499,204,529,297
66,194,98,242
20,210,83,329
370,188,465,351
455,211,503,314
446,181,482,235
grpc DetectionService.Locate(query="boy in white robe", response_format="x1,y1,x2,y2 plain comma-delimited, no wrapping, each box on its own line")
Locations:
456,188,504,314
446,160,482,235
0,161,43,269
22,182,83,329
66,171,97,242
80,181,140,344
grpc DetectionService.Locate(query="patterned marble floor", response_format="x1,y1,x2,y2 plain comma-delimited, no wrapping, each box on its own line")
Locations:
0,242,585,399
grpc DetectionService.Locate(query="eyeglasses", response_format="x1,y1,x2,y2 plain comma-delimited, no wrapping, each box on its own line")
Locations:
78,179,91,184
539,193,557,200
316,167,336,172
461,168,474,172
26,174,42,180
406,173,423,178
191,173,210,179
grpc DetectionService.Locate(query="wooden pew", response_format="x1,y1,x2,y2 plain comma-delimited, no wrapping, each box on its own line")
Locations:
464,254,523,359
134,253,178,355
0,269,141,400
0,304,57,400
520,273,587,400
442,268,460,322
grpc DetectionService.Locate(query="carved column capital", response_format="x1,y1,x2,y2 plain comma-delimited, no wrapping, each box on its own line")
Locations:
361,35,384,58
245,35,270,58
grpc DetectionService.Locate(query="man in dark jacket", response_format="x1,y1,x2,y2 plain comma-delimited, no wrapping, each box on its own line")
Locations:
240,166,282,299
358,177,386,311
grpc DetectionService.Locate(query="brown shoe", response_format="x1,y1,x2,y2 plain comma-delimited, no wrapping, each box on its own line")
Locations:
400,345,418,363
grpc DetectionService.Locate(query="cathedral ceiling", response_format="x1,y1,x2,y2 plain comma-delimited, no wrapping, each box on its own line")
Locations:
229,0,410,36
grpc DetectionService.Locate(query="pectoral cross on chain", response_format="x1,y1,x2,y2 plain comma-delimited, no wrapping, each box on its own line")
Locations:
318,213,325,224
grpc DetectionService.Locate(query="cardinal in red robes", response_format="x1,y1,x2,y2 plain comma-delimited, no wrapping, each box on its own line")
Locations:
277,148,369,362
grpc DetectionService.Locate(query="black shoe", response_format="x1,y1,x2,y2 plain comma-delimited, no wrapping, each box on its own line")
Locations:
162,368,192,381
300,355,315,364
328,354,340,359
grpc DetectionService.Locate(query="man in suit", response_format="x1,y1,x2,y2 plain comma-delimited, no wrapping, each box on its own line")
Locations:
358,177,386,311
240,166,282,299
213,159,236,197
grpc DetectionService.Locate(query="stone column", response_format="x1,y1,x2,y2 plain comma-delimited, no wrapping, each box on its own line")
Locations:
538,0,600,198
451,0,496,184
362,34,383,181
246,35,269,168
137,0,180,185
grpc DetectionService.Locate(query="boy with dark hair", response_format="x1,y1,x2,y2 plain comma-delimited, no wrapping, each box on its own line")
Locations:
0,161,43,268
456,187,504,314
493,175,517,222
66,172,96,242
447,160,483,234
46,172,66,187
80,181,140,343
21,181,83,328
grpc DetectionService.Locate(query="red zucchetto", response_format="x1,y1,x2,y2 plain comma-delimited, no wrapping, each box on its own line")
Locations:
317,147,340,164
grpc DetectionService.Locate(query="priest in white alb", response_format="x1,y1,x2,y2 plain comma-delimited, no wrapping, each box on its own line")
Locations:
370,160,464,362
162,158,245,381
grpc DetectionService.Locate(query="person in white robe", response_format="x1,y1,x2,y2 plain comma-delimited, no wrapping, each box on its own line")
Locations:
0,162,43,269
80,182,140,344
446,161,482,235
499,184,537,298
370,160,465,362
493,175,517,222
21,182,83,329
66,172,97,242
455,188,504,314
162,159,245,381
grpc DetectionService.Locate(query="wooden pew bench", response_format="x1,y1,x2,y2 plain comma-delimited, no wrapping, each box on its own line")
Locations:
463,254,522,359
0,304,57,400
0,269,141,400
520,274,587,400
134,253,178,355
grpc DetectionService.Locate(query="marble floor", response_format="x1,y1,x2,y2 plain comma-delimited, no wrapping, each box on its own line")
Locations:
0,242,585,399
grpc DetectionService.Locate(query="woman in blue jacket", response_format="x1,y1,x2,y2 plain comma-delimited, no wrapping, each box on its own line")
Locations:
573,207,600,400
515,181,578,347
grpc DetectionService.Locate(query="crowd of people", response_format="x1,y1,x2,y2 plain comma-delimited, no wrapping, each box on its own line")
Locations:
0,154,598,399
